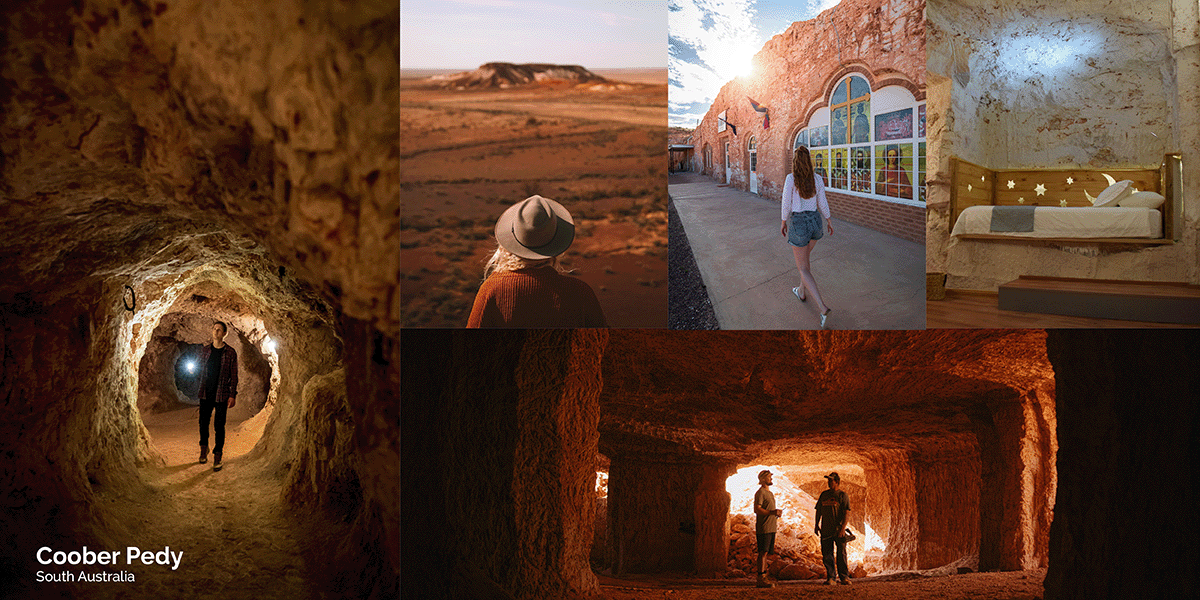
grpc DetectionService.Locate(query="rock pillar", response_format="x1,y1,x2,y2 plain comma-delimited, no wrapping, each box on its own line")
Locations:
693,463,734,577
401,330,608,599
608,456,706,574
914,448,980,569
1044,330,1199,600
865,449,918,571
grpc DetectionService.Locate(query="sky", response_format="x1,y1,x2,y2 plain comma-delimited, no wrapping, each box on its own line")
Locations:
669,0,841,128
400,0,667,69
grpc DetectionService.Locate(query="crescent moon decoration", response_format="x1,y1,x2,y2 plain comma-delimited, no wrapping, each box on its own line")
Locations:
1084,189,1097,205
1102,173,1116,186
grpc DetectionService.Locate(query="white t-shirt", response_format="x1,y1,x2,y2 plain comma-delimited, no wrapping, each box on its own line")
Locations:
781,172,832,221
754,486,778,534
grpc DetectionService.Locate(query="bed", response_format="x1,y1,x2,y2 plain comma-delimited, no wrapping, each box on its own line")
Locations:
948,155,1182,244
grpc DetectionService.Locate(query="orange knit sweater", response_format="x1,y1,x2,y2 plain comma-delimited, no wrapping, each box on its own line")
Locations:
466,267,607,328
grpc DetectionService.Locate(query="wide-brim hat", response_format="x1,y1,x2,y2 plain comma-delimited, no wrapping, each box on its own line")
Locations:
495,195,575,259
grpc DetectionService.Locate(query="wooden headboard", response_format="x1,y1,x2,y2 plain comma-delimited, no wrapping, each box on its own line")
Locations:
949,156,1176,243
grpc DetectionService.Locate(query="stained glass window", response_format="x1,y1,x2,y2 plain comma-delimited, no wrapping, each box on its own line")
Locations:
794,129,809,150
874,143,914,200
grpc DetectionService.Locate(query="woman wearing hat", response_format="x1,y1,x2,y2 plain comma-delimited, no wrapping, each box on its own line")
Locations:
467,195,607,328
781,145,835,328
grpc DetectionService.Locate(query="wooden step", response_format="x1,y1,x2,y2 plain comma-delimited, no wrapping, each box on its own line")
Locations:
998,276,1200,324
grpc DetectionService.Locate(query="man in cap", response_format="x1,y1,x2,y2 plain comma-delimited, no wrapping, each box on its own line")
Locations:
753,469,784,588
814,471,851,585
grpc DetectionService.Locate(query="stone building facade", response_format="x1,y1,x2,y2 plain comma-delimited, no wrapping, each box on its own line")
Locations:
690,0,926,244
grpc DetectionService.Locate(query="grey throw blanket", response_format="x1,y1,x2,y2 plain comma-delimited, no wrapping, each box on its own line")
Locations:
990,206,1036,232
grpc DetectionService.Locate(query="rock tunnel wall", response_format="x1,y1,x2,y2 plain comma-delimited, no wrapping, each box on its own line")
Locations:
0,0,399,595
401,330,607,600
1044,330,1199,599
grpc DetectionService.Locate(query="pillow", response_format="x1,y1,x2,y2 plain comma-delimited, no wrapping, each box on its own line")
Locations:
1118,191,1166,209
1093,180,1134,207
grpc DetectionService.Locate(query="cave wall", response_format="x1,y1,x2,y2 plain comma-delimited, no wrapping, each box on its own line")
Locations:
401,330,606,600
1044,330,1199,599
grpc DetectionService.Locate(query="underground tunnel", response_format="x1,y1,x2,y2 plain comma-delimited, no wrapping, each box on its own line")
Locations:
402,329,1200,600
0,1,398,598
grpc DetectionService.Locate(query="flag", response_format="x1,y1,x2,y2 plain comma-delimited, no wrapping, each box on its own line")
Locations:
747,97,769,129
719,116,738,136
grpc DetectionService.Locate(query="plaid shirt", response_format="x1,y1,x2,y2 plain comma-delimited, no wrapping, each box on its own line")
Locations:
197,343,238,404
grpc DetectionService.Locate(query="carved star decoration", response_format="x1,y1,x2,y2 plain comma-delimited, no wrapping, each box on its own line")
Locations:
1066,177,1075,185
1035,183,1047,196
980,175,986,182
968,184,973,192
1059,199,1068,207
1018,197,1025,204
1007,180,1015,189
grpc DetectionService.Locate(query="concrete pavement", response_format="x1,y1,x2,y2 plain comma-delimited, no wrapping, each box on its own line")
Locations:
669,172,925,330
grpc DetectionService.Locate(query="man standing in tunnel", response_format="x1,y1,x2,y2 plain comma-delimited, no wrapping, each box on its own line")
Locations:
815,472,851,585
754,469,783,588
197,321,237,471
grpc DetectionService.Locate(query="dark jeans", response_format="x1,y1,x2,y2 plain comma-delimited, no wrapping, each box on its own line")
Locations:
821,536,848,580
199,400,228,454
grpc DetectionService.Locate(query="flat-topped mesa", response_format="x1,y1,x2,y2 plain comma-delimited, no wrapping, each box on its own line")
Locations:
432,62,610,88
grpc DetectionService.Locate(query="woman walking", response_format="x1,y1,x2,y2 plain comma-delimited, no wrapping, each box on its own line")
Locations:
781,146,834,328
467,195,607,328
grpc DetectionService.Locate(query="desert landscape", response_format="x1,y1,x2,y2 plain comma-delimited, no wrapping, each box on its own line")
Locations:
400,64,668,327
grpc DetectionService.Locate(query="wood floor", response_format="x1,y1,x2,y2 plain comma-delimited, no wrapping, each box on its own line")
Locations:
927,290,1200,329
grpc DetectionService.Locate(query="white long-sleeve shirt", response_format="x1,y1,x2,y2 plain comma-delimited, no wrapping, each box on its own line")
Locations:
781,172,832,222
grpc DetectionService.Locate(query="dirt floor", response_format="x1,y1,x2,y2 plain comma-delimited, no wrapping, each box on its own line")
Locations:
45,407,334,599
400,72,668,327
599,569,1047,600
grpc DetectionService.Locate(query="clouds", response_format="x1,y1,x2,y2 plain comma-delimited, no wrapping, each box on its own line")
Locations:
669,0,760,126
669,0,842,127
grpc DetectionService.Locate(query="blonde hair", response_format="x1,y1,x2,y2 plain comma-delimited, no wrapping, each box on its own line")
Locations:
483,245,562,280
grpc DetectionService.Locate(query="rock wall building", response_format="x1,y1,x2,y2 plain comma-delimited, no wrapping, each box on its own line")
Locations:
690,0,926,244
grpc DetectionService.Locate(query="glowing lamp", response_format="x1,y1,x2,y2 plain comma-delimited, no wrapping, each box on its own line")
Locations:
264,337,277,353
186,361,196,373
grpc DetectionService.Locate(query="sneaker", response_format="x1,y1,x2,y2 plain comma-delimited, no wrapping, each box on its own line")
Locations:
792,286,806,302
199,446,208,464
756,579,774,588
824,578,835,585
839,578,851,585
213,453,222,472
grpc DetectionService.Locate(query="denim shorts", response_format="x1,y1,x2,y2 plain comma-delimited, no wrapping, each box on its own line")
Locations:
787,211,824,247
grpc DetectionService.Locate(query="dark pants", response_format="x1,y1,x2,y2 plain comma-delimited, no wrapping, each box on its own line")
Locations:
821,536,848,580
199,400,228,454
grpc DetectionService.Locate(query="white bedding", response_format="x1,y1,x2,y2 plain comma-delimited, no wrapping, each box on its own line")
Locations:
951,206,1163,239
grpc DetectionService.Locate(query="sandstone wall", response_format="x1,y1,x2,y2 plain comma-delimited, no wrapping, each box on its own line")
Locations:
914,449,981,569
1044,330,1199,599
926,0,1200,285
690,0,926,241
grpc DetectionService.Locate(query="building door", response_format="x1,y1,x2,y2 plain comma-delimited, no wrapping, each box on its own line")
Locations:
748,137,758,194
724,142,731,184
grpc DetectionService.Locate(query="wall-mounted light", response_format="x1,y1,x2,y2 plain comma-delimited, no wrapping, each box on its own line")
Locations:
263,336,277,353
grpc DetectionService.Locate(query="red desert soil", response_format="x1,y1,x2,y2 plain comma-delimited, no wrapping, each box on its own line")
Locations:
400,72,667,327
598,569,1047,600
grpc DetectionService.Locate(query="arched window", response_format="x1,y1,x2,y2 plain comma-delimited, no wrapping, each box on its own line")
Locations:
791,74,925,203
747,136,757,173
